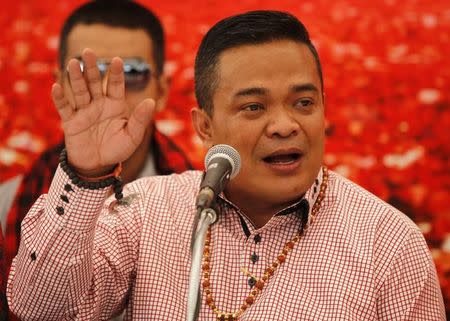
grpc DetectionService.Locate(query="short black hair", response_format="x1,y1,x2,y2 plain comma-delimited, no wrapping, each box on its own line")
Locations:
58,0,165,75
194,10,323,115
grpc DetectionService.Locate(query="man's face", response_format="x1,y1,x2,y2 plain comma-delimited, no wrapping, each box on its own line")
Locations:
193,40,325,213
60,23,168,114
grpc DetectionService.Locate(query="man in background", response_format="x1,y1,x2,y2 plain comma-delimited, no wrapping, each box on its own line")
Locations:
3,1,194,318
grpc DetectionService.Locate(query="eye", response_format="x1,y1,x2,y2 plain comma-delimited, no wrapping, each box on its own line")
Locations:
243,103,264,112
294,98,314,108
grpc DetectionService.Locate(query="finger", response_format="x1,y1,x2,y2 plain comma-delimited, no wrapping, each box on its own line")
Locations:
126,99,156,146
81,48,103,100
106,57,125,100
67,58,91,109
51,83,73,122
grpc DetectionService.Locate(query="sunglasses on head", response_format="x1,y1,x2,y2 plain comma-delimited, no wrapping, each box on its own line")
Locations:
78,57,153,91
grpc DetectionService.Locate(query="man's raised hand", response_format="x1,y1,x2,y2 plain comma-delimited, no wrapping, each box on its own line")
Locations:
51,48,155,177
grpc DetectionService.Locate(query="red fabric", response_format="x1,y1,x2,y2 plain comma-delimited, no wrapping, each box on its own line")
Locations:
0,228,7,320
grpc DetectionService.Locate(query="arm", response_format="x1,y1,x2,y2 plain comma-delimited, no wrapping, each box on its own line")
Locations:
377,228,445,320
4,143,63,269
8,48,154,320
7,166,142,320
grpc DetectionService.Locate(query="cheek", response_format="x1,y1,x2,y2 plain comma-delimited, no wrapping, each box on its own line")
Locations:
125,92,144,110
212,118,259,148
304,115,325,144
305,124,325,163
125,83,158,107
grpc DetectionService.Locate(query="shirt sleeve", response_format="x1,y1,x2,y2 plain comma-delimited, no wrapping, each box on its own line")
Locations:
377,227,446,320
7,165,143,320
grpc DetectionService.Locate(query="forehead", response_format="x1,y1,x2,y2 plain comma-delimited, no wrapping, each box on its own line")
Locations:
215,40,321,95
65,23,154,63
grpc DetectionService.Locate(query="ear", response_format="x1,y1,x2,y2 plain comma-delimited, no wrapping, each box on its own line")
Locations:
191,107,214,149
154,73,170,112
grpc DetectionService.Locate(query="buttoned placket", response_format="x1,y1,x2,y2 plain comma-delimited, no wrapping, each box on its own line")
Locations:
215,179,317,299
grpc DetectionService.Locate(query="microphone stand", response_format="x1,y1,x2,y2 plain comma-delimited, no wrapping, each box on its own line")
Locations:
186,207,217,321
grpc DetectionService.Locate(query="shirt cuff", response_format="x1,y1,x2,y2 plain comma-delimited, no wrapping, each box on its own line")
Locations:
44,164,112,232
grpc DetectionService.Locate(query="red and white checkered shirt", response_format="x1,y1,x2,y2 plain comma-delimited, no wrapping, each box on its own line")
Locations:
7,166,445,320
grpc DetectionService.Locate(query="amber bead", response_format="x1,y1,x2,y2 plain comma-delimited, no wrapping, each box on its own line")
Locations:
255,279,265,290
202,280,210,288
265,267,274,276
277,254,286,263
246,296,255,305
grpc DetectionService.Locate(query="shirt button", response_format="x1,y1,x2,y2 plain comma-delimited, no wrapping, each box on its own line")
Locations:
60,195,69,203
30,252,37,261
64,184,74,192
248,277,256,288
250,252,259,264
253,234,262,244
56,206,64,215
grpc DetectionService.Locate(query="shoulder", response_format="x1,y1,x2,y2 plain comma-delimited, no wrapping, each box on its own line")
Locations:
326,170,420,234
324,170,426,260
127,170,202,191
323,170,430,283
121,170,203,207
108,170,203,246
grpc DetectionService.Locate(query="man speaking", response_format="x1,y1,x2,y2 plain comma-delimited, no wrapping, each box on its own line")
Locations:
8,10,444,320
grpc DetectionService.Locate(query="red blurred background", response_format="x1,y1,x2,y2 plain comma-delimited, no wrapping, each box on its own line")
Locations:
0,0,449,315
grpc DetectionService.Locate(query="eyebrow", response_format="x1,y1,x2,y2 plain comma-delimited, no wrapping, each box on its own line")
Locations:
233,83,319,99
290,83,319,93
234,87,268,98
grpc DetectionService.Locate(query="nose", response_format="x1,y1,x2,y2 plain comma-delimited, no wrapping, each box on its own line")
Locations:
265,106,300,138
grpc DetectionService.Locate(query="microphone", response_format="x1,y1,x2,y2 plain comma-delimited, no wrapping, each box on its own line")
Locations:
195,144,241,210
187,145,240,321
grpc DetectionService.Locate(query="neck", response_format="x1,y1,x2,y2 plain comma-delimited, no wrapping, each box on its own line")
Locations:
241,208,274,229
225,193,300,229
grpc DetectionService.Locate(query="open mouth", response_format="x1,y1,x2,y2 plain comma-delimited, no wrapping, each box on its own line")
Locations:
263,153,302,164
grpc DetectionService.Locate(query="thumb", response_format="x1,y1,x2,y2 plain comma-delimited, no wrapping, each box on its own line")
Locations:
127,98,156,146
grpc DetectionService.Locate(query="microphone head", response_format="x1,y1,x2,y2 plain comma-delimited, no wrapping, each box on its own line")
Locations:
204,144,241,179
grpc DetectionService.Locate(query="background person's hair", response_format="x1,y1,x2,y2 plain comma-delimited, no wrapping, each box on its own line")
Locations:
194,10,323,115
58,0,165,75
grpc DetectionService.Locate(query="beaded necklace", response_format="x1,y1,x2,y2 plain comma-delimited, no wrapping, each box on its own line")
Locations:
201,166,329,321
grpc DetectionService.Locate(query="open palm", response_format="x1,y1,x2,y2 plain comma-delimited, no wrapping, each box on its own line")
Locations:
52,49,155,177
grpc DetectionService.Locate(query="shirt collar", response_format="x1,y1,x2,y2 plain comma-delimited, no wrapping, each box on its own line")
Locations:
216,166,324,229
